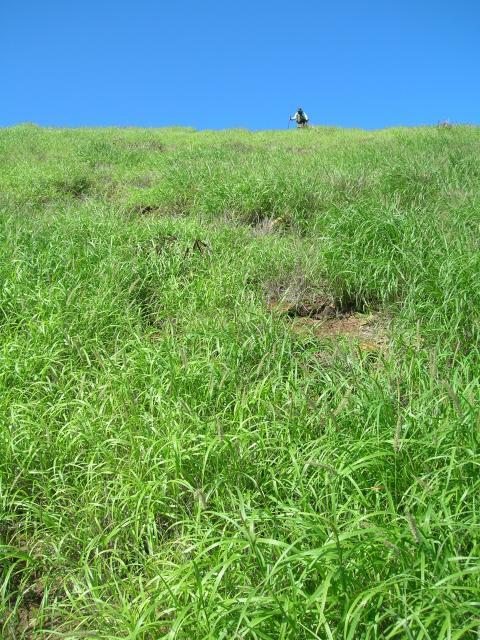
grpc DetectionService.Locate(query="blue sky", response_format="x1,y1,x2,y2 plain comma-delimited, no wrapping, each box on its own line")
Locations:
1,0,479,130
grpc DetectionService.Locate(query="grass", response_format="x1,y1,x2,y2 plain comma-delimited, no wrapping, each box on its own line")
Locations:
0,123,479,639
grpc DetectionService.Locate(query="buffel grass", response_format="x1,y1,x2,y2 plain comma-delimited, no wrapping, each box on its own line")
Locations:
0,124,479,639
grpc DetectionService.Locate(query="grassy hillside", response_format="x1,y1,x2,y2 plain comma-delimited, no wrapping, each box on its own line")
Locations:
1,124,479,639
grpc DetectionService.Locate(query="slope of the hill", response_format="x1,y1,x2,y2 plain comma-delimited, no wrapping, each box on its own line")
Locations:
1,124,479,639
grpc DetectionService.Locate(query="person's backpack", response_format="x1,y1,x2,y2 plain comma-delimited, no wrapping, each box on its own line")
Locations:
296,110,308,124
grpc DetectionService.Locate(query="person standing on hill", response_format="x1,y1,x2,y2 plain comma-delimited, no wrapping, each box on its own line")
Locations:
290,107,309,128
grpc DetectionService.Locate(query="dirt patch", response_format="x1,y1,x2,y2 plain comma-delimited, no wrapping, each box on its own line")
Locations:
4,579,45,638
269,295,388,351
293,313,388,351
265,272,388,350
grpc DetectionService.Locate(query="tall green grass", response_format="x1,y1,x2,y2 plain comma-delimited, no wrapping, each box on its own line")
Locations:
1,124,479,638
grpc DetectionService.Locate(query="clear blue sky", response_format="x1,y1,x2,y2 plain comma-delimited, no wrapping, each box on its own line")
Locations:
1,0,479,130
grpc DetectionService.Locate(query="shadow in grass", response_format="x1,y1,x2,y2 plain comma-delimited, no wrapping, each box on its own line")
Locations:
53,176,93,201
132,235,211,330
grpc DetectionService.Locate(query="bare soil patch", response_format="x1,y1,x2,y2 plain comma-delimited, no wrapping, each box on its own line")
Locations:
293,312,388,351
269,296,388,351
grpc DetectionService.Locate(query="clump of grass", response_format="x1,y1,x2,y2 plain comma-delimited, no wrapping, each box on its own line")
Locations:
0,124,479,639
